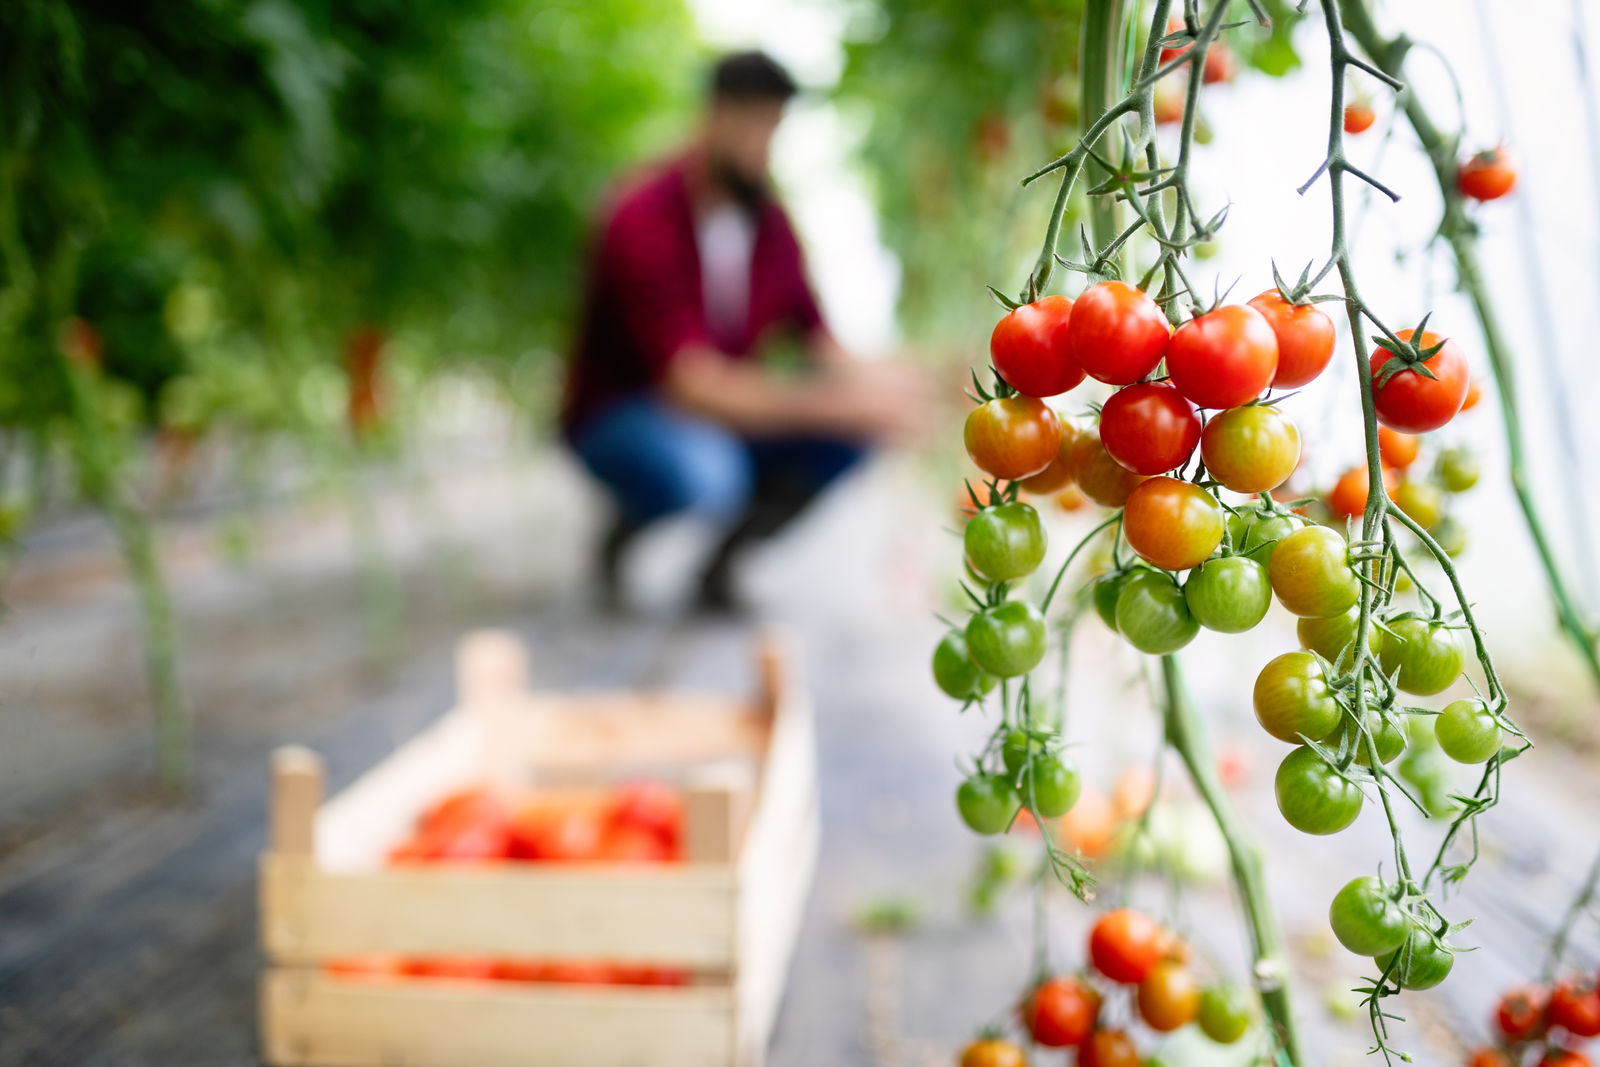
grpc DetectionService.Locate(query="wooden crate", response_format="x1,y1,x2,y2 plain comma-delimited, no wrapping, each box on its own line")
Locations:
259,629,818,1067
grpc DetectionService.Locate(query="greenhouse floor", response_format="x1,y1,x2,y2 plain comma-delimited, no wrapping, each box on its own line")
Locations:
0,445,1595,1066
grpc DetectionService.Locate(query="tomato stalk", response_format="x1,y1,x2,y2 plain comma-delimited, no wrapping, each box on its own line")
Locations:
1338,0,1600,696
1543,843,1600,984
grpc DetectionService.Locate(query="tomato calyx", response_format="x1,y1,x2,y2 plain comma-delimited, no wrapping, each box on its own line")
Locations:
1372,319,1449,388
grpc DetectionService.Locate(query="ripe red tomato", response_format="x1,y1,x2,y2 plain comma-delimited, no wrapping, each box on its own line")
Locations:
1200,404,1300,493
1123,477,1224,571
508,800,604,861
610,780,683,853
991,295,1083,397
1167,305,1279,409
1068,430,1147,507
1541,1051,1594,1067
1090,909,1166,984
1498,984,1551,1041
1458,147,1517,201
1326,465,1397,521
1344,102,1376,134
1079,1029,1141,1067
1021,975,1101,1046
965,396,1062,479
1065,280,1172,385
1154,82,1186,125
1247,290,1335,388
1203,41,1239,84
1099,381,1201,475
1377,427,1419,470
1552,978,1600,1038
1468,1050,1513,1067
1371,329,1470,433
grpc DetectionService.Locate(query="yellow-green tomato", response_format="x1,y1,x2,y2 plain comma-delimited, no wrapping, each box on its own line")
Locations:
1378,617,1463,695
1268,525,1360,618
1297,607,1382,671
1434,699,1502,763
964,502,1048,582
1252,650,1344,743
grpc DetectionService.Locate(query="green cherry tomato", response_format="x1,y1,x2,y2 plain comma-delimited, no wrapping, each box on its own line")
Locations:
1378,617,1463,695
1001,729,1043,776
956,773,1021,835
1252,651,1343,743
1435,447,1480,493
1093,571,1134,631
1021,754,1082,818
933,632,997,701
1115,570,1200,655
1197,983,1252,1044
1333,711,1407,766
1274,746,1363,835
1435,699,1502,764
1375,927,1455,990
1184,555,1272,633
964,502,1048,582
1227,507,1303,566
1268,525,1360,618
1297,607,1382,672
1328,876,1412,956
1430,514,1468,557
966,600,1048,677
1392,480,1445,531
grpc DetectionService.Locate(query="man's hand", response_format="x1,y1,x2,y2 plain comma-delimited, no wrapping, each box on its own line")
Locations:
808,360,935,444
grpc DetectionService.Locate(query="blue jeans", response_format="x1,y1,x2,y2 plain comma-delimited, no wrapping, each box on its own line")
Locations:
570,395,866,527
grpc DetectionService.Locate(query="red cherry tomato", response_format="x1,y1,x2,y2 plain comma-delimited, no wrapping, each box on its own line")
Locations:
1122,476,1223,571
1079,1029,1141,1067
1540,1051,1593,1067
1247,290,1336,388
1552,978,1600,1038
965,396,1063,480
1167,305,1279,409
1377,427,1419,470
1099,381,1201,475
1344,102,1376,134
1065,281,1172,385
1021,975,1101,1047
1497,984,1551,1042
1467,1050,1513,1067
1458,147,1517,201
1089,909,1166,984
1370,329,1470,433
1325,465,1397,522
991,295,1084,397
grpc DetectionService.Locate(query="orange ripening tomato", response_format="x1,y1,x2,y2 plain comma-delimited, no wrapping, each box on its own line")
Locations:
1055,484,1088,512
1462,377,1483,411
1056,785,1117,857
1343,102,1375,134
1122,477,1223,571
1247,290,1336,388
324,955,408,980
1019,423,1080,494
1377,427,1419,470
965,396,1062,480
1154,81,1186,125
1371,329,1470,433
1068,430,1147,507
1112,765,1158,821
1540,1052,1593,1067
960,1038,1028,1067
1458,147,1517,201
1326,465,1397,522
1467,1050,1513,1067
1138,962,1201,1032
1079,1030,1141,1067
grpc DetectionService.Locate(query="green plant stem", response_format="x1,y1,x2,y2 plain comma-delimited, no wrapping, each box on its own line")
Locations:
1080,0,1128,254
1160,654,1302,1064
1340,0,1600,694
1544,843,1600,982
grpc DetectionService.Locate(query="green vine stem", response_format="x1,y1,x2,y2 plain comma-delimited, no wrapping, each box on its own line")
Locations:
1339,0,1600,694
1161,654,1303,1064
1079,0,1130,263
1543,843,1600,983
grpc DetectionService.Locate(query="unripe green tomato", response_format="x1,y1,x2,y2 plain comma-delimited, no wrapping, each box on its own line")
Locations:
956,773,1021,835
1197,983,1252,1044
1430,514,1468,557
1374,927,1454,990
1184,556,1272,633
1001,728,1045,776
1328,875,1411,956
932,632,997,700
1093,570,1134,631
1252,651,1343,743
1392,480,1445,531
963,502,1047,582
1274,746,1363,835
966,600,1048,677
1435,447,1480,492
1020,754,1082,818
1378,617,1463,695
1268,525,1360,618
1435,699,1502,764
1297,607,1382,672
1115,570,1200,655
1227,508,1302,566
1333,711,1407,766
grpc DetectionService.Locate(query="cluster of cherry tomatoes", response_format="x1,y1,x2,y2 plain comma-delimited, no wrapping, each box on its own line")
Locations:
1323,423,1481,556
1467,973,1600,1067
959,909,1252,1066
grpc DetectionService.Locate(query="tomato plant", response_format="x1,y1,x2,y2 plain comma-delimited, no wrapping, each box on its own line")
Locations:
1197,983,1252,1044
1378,617,1463,696
932,631,997,701
1344,101,1375,134
1376,927,1455,990
991,295,1083,397
1498,985,1552,1042
1114,569,1200,655
1551,979,1600,1039
1267,525,1361,618
1078,1029,1141,1067
966,600,1048,677
957,773,1021,835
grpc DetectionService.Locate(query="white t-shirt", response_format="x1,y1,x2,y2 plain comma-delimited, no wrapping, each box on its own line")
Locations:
696,204,756,338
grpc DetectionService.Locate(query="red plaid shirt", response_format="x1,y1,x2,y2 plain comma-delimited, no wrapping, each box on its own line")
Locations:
562,156,826,433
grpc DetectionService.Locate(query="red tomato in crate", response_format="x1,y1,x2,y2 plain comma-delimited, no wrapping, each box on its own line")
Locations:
407,956,499,981
610,780,684,853
509,801,605,862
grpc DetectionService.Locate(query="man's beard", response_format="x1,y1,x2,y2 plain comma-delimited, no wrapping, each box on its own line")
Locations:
709,157,769,213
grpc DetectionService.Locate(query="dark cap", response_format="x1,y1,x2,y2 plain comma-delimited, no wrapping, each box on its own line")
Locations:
709,50,799,103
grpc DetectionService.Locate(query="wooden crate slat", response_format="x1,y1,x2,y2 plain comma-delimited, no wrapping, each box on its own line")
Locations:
261,857,738,966
261,969,737,1067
